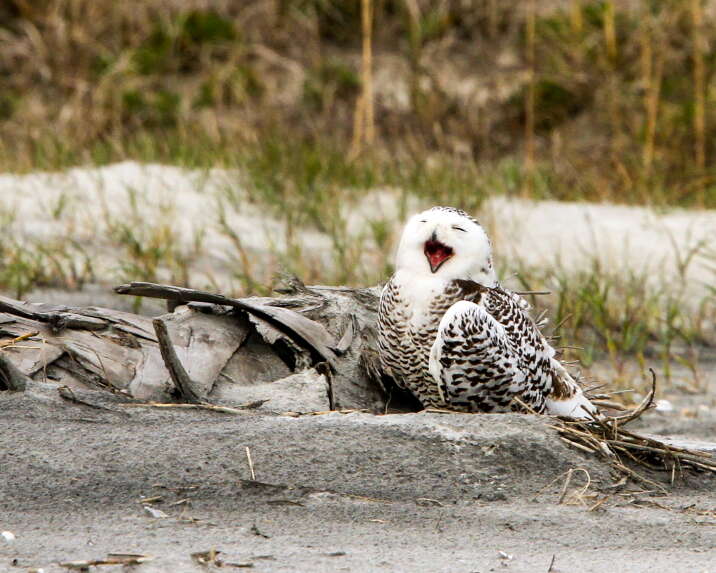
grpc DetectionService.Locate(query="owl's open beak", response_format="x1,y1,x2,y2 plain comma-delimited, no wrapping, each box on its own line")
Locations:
424,237,454,273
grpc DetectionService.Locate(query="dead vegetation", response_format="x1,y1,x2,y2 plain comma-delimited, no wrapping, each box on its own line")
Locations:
1,1,714,208
0,279,386,411
553,373,716,491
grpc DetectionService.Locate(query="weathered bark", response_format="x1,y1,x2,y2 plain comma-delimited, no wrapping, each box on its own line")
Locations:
0,281,388,412
0,353,32,391
114,282,339,366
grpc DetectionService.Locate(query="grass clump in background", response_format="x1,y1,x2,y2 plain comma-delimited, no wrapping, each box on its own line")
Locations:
0,0,714,206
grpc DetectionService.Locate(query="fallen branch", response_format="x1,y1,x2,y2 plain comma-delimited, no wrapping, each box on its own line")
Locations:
153,318,202,404
0,295,106,332
116,282,337,366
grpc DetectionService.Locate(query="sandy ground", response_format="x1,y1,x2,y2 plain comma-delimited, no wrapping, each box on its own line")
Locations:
3,162,413,289
1,385,714,573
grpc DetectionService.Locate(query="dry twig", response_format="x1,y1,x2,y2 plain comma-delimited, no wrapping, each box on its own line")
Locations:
0,330,39,348
246,446,256,481
121,401,267,414
60,554,153,569
551,369,715,489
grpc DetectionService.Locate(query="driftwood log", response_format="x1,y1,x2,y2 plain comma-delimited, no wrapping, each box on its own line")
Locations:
0,280,395,413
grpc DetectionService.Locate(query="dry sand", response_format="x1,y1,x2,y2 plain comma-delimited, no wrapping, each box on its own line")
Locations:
1,385,714,573
5,161,715,300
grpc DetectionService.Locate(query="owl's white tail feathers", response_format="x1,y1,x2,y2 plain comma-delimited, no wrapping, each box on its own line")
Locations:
545,361,598,419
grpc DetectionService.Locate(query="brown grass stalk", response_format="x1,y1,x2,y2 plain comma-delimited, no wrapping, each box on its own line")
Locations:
640,14,662,182
570,0,583,36
362,0,374,144
603,1,617,63
603,0,621,165
350,0,375,158
522,0,536,198
690,0,706,206
488,0,498,38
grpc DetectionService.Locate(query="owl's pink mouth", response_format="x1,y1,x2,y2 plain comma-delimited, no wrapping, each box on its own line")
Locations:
424,239,454,273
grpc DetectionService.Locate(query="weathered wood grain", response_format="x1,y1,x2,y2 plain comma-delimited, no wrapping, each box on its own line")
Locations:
0,281,388,411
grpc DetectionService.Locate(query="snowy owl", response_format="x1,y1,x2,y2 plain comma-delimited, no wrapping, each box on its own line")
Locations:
377,206,596,418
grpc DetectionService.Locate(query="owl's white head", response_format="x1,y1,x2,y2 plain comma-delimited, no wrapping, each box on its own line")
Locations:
394,206,497,286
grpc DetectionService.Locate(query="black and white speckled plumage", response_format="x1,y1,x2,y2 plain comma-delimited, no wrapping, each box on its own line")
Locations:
378,206,596,417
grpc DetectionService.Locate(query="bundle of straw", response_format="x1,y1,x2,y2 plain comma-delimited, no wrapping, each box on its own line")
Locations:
553,372,716,492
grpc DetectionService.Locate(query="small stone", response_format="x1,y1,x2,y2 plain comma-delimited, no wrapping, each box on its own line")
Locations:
143,505,168,518
655,399,673,413
1,531,15,543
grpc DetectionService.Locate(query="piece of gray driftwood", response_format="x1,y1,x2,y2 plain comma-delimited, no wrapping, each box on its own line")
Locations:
114,282,338,366
0,353,32,391
152,317,202,404
0,280,389,412
0,295,108,332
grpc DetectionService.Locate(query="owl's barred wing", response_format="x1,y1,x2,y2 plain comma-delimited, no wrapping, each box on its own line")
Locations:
428,300,536,412
488,288,597,418
483,286,598,418
377,280,406,388
431,285,598,418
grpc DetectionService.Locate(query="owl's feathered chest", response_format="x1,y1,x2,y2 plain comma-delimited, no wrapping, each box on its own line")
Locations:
377,275,474,402
379,274,524,342
380,275,462,339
